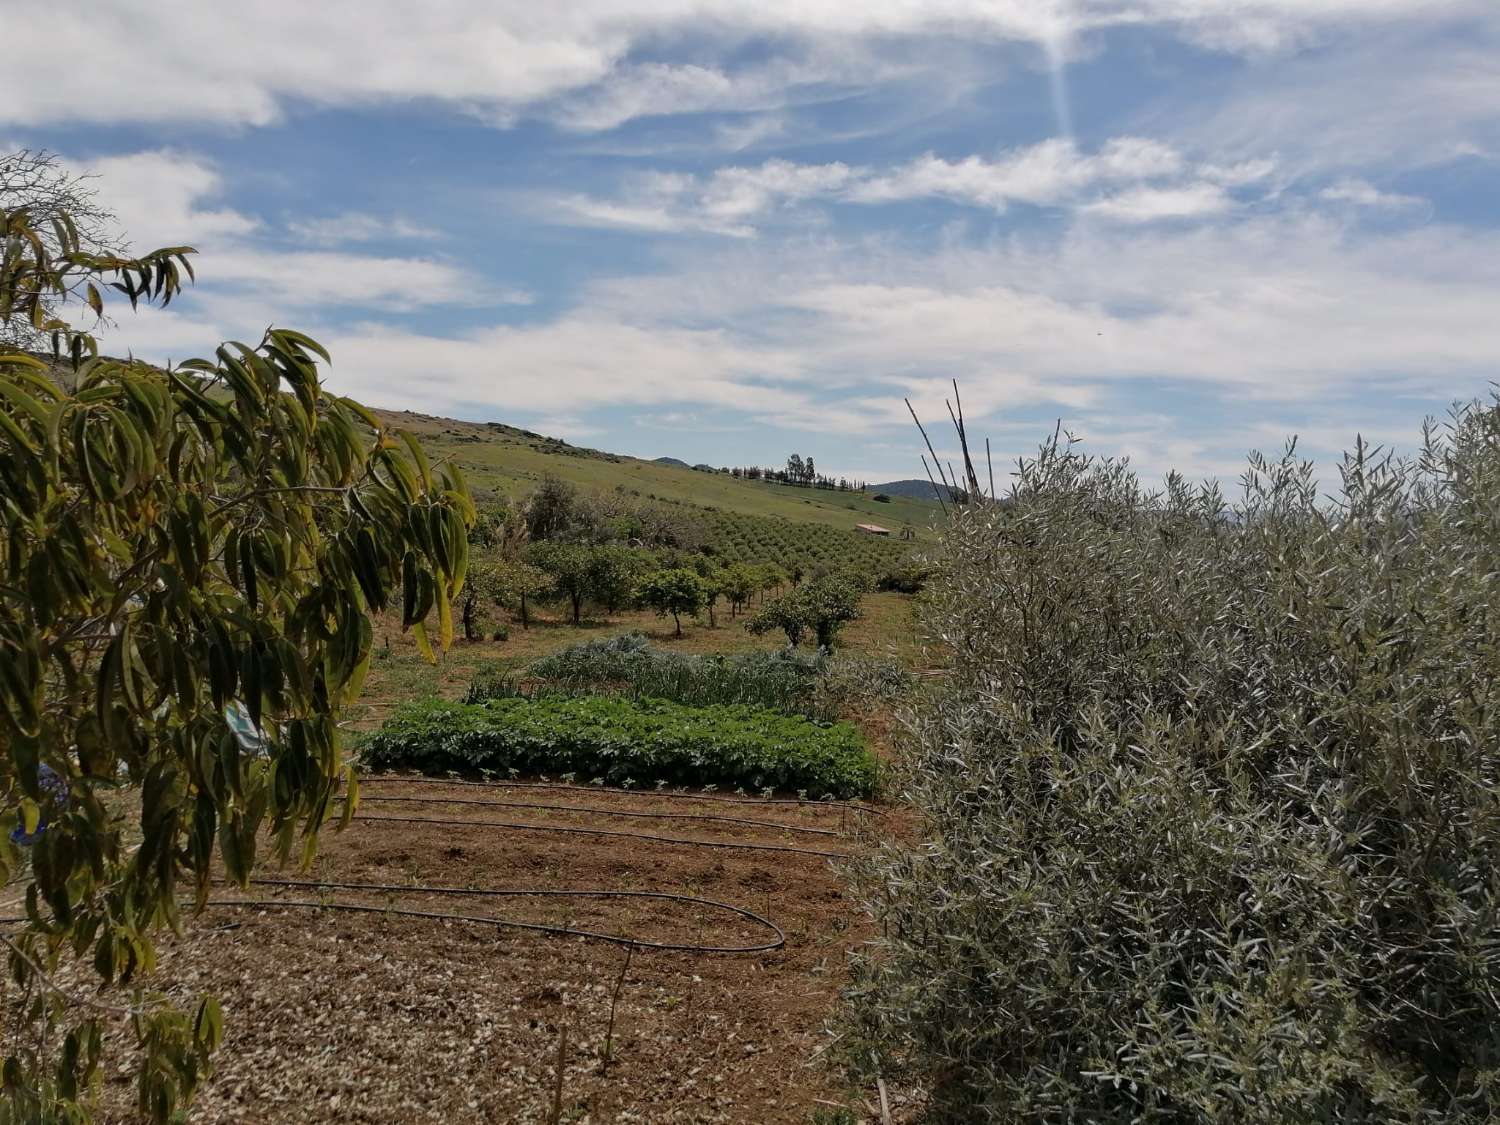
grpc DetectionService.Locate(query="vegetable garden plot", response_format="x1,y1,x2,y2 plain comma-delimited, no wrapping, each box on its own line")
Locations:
361,695,879,799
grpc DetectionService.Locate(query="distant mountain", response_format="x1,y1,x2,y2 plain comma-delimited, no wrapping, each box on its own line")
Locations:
654,456,691,468
870,478,956,501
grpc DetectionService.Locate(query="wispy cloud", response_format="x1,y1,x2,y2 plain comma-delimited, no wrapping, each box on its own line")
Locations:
5,2,1489,131
539,138,1257,233
286,212,442,246
1319,178,1426,210
1080,182,1232,223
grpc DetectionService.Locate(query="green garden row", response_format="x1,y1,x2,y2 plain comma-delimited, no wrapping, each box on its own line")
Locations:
361,694,878,799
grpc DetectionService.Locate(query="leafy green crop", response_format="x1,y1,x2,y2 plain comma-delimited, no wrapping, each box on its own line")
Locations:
362,695,877,798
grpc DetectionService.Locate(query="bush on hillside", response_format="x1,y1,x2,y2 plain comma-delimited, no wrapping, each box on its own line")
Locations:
747,574,863,648
847,400,1500,1122
362,695,876,798
875,560,935,594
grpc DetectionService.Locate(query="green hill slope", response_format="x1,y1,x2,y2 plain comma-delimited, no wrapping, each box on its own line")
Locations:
377,408,943,537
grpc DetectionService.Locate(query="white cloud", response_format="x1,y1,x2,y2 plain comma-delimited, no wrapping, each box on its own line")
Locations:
540,138,1252,232
1199,159,1279,187
1319,178,1426,209
849,137,1185,210
2,1,1488,131
540,159,854,236
286,213,442,246
1081,182,1232,222
699,159,856,220
546,191,757,238
203,248,484,308
81,150,259,252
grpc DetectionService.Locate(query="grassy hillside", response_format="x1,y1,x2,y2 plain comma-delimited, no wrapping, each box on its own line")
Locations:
375,408,942,537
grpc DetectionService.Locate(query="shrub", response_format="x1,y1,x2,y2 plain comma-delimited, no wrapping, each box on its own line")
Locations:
362,695,876,798
875,560,935,594
747,575,863,648
847,404,1500,1122
521,633,832,716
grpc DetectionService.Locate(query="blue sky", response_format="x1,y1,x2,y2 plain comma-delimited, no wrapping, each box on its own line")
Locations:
5,1,1499,485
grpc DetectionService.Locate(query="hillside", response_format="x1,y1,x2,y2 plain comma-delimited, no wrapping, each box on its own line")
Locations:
871,478,956,502
375,408,944,537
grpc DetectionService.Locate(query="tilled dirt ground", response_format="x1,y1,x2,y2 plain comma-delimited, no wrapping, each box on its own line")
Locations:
87,776,887,1123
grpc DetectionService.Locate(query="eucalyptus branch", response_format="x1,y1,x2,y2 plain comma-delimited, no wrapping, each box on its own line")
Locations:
2,935,156,1018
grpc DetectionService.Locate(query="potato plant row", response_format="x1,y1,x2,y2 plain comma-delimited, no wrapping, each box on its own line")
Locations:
361,694,878,799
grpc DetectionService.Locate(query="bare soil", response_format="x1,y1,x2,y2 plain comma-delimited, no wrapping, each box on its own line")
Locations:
91,777,887,1123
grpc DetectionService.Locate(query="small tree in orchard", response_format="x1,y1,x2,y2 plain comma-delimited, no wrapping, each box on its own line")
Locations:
745,592,808,647
527,541,593,625
755,562,787,601
721,564,758,618
495,558,551,629
636,568,705,637
799,575,863,648
746,576,862,649
588,545,649,615
0,195,471,1121
692,557,725,627
458,559,507,641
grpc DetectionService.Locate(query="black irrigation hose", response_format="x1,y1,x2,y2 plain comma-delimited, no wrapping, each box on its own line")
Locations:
363,774,879,815
206,877,785,954
350,794,840,837
349,814,851,859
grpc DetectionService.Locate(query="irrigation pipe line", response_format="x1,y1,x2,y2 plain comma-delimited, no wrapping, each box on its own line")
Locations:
348,813,851,859
347,793,841,837
361,773,880,815
202,877,785,954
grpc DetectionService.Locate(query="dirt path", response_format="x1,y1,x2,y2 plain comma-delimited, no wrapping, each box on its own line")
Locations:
94,777,883,1123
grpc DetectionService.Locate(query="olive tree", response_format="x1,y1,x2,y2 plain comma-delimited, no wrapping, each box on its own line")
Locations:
1,197,470,1120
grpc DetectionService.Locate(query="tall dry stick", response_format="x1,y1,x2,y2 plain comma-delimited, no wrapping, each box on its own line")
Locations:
920,455,949,516
872,1051,894,1125
548,1024,569,1125
951,378,983,498
907,398,955,497
601,944,635,1076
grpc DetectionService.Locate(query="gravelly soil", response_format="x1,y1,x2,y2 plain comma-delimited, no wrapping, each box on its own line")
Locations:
84,778,891,1123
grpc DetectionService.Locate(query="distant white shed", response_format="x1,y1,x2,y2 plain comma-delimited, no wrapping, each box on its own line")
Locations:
855,523,892,536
